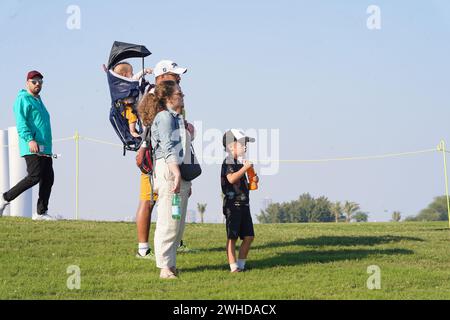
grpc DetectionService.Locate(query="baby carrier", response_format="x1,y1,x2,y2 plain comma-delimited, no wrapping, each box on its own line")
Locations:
105,41,152,155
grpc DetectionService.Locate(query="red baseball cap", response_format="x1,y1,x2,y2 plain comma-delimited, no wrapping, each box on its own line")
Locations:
27,70,44,81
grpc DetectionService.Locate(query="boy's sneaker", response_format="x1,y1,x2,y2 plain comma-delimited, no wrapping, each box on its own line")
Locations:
0,194,10,217
32,212,56,221
136,248,155,260
231,268,242,273
177,240,195,253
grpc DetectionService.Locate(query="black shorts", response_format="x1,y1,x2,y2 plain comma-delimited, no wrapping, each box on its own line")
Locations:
223,205,255,240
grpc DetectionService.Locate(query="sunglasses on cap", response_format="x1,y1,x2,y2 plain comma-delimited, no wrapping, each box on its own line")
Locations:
29,79,43,85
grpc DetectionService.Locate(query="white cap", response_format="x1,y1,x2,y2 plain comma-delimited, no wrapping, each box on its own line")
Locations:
223,129,255,148
154,60,187,78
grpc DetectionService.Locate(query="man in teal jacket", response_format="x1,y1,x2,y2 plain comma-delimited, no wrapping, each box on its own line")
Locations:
0,71,55,220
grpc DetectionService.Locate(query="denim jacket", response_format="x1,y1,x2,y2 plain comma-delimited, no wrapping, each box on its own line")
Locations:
151,108,186,164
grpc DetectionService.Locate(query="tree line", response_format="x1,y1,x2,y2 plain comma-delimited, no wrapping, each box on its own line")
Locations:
405,196,448,222
257,193,368,223
257,194,449,224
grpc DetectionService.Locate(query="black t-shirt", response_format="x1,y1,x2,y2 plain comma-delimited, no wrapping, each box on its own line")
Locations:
221,157,249,207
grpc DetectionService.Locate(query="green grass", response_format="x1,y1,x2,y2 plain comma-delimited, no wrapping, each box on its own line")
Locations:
0,218,449,300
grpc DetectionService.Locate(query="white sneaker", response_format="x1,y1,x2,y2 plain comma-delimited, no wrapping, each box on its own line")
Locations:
0,194,10,217
32,212,56,221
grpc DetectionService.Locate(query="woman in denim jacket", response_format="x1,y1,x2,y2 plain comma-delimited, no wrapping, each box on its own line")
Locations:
148,81,192,279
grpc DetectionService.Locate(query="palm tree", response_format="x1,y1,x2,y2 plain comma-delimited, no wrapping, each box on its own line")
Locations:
331,201,343,223
197,203,207,224
392,211,401,222
343,201,360,223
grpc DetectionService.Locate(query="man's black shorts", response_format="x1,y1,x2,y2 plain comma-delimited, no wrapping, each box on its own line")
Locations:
223,205,255,240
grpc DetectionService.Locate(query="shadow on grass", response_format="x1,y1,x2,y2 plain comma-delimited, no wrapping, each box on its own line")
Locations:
252,248,414,270
196,235,424,253
181,248,415,273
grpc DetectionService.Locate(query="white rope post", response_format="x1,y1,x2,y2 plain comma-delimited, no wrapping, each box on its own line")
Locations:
7,127,32,218
0,130,10,216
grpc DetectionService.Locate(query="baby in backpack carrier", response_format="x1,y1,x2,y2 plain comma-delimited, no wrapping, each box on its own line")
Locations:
113,62,153,138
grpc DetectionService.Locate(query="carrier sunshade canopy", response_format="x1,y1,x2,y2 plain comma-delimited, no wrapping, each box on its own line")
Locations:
107,41,152,70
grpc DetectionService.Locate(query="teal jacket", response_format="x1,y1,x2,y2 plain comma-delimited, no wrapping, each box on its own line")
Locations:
13,89,52,157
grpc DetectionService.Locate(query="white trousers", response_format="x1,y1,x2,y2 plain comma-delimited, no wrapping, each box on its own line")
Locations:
153,159,191,269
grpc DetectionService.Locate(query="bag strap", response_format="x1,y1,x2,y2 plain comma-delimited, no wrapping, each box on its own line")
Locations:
142,126,152,147
190,143,197,154
149,172,155,205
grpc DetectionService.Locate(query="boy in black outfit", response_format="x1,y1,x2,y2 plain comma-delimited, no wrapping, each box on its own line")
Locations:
221,129,259,272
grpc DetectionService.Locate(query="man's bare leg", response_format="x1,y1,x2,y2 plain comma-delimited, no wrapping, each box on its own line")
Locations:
136,200,154,257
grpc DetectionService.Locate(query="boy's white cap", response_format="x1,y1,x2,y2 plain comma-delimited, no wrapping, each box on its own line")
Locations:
223,129,255,148
154,60,187,78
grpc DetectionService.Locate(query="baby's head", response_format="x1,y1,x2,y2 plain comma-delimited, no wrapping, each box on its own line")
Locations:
113,62,133,78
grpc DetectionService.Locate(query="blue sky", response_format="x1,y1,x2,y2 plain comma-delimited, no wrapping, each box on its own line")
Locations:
1,0,449,222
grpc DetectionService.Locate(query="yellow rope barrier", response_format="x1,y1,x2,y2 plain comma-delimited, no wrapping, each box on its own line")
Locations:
1,131,449,227
80,136,122,148
202,148,436,163
1,136,75,147
53,136,76,143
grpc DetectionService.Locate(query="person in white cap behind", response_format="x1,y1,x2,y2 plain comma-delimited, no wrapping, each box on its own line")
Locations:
153,60,187,80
